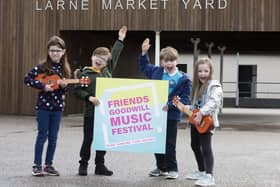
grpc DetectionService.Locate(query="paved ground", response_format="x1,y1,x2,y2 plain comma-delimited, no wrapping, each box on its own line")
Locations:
0,108,280,187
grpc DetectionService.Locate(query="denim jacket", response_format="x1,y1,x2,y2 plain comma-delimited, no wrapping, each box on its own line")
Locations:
192,80,223,128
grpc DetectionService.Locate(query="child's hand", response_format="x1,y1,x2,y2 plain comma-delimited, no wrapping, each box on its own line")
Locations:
44,84,54,92
58,79,68,88
118,26,127,41
162,105,168,111
89,96,100,106
73,68,80,79
194,111,203,125
142,38,151,55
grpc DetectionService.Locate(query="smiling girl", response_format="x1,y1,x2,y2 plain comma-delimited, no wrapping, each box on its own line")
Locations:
24,36,71,176
175,57,223,186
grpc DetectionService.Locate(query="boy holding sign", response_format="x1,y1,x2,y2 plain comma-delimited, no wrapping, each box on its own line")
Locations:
138,38,191,179
73,26,127,176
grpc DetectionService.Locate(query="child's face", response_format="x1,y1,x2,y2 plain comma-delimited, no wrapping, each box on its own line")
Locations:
198,63,210,84
161,59,178,74
48,45,65,63
91,55,108,70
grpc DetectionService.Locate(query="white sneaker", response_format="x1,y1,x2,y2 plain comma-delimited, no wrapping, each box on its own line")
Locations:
186,171,206,180
165,171,179,179
195,174,215,186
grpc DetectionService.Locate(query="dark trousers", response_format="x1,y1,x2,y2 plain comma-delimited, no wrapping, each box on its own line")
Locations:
190,125,214,174
79,116,106,166
155,119,178,172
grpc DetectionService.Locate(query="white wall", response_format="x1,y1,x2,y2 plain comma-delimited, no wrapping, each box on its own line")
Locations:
178,54,280,99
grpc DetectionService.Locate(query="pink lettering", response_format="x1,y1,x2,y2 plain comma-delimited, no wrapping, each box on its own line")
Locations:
107,96,150,108
110,112,152,126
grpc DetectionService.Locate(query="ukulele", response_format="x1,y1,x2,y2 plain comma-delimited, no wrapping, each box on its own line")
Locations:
35,73,90,90
172,96,213,134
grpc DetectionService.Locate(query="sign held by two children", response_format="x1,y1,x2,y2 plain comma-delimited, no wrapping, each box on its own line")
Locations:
93,78,168,153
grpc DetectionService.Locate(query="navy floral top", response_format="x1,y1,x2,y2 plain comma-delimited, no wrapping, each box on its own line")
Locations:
24,62,67,111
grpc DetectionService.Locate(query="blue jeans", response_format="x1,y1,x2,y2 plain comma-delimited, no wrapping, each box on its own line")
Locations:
155,119,178,172
34,110,62,166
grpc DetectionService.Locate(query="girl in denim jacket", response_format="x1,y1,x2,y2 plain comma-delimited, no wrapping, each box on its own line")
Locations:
176,57,223,186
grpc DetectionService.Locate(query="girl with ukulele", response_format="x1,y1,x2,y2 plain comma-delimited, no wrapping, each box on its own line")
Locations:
174,57,223,186
24,36,71,176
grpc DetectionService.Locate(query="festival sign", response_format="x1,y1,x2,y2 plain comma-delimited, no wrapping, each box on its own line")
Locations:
93,78,168,153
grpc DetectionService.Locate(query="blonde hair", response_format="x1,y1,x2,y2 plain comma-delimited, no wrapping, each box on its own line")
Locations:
92,47,112,61
190,57,214,102
160,46,179,61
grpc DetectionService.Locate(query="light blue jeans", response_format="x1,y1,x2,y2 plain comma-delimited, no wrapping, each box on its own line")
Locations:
34,110,62,166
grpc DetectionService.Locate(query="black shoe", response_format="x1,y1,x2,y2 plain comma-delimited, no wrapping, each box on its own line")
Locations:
95,165,113,176
78,164,88,176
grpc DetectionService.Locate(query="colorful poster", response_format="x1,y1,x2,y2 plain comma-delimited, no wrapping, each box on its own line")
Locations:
93,78,168,153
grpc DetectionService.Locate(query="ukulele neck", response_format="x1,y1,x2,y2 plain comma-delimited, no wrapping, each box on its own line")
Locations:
178,102,193,116
64,79,80,84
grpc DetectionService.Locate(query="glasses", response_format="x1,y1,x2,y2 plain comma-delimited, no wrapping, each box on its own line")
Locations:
49,49,63,53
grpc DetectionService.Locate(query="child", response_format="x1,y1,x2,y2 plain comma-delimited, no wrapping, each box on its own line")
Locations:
138,38,191,179
176,57,223,186
73,26,127,176
24,36,71,176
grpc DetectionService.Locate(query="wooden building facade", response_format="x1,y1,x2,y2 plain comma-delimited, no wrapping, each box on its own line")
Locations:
1,0,280,115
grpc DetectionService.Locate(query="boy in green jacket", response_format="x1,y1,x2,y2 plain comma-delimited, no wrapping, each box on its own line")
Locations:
74,26,127,176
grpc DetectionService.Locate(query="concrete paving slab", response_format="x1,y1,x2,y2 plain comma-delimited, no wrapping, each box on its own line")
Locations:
0,109,279,187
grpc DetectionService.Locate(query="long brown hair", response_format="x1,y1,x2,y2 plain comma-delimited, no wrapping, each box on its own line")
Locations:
190,57,214,103
40,36,71,78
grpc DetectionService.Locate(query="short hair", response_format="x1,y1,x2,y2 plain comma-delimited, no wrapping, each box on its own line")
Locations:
92,47,112,61
160,47,179,61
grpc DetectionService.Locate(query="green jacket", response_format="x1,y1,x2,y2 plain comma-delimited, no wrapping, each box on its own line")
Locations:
74,40,124,117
